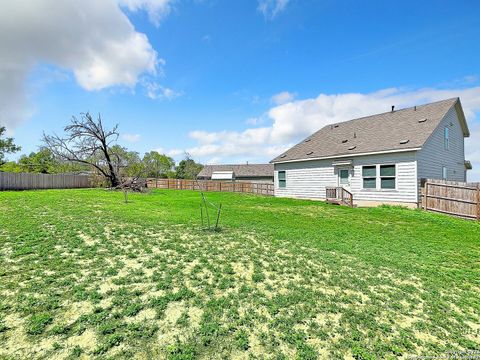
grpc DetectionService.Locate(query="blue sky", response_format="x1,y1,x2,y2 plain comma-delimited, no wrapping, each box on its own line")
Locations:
2,0,480,180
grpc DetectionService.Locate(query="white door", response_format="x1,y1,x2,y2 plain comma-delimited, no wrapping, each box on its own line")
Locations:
338,167,351,190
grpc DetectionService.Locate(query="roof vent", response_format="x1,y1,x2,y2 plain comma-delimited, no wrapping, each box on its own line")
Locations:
418,118,427,123
280,154,286,158
306,151,313,155
391,105,395,112
334,124,339,128
305,138,311,142
400,139,410,145
348,146,357,151
342,139,348,143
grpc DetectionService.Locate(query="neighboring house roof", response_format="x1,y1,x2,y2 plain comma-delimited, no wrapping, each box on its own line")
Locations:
271,98,470,163
197,164,274,178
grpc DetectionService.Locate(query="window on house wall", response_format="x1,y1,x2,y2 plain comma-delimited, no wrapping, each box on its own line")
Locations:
444,127,450,150
278,171,286,188
362,166,376,189
442,166,447,180
339,169,349,185
380,165,396,189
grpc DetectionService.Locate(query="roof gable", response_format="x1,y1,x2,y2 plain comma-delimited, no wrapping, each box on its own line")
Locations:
271,98,466,163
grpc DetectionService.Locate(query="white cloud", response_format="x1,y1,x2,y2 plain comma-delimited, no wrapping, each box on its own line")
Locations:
166,149,185,157
121,133,141,143
205,156,222,165
0,0,175,130
118,0,174,27
165,86,480,181
257,0,290,20
271,91,295,105
245,117,264,126
142,79,182,100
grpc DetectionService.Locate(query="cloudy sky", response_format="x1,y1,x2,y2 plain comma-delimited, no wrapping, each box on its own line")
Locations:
1,0,480,180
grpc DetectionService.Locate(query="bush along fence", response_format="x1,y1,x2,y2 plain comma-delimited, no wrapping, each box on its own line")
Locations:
0,172,92,191
420,178,480,220
147,178,274,196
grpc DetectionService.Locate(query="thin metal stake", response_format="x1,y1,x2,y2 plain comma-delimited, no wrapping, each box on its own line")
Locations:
215,203,222,230
202,193,210,229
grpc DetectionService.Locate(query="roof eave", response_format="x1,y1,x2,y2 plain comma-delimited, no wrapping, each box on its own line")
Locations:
270,147,422,164
454,99,470,137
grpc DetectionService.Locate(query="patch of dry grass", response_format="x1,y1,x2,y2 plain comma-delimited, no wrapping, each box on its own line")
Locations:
0,189,479,359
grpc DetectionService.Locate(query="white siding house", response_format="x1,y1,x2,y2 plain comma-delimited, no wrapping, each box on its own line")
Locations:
271,98,471,208
417,105,467,182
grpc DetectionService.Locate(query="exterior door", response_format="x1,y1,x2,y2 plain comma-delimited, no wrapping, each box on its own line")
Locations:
338,167,351,190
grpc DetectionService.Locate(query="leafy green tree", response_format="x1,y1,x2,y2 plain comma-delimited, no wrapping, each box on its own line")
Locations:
0,148,89,174
175,155,203,179
0,126,21,165
18,148,57,174
109,145,144,178
142,151,174,179
0,161,22,173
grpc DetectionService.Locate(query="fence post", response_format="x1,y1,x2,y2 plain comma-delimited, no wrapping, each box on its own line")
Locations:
424,182,428,210
477,184,480,221
421,186,425,210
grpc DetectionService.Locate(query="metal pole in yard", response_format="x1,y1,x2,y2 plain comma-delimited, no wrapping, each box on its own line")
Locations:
215,204,222,230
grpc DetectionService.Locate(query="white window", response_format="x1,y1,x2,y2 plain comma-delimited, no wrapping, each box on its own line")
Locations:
278,171,286,188
442,166,447,180
362,164,396,190
444,127,450,150
380,165,396,189
339,169,349,185
362,166,376,189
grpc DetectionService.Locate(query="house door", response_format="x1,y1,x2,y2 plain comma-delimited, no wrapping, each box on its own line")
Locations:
338,167,351,190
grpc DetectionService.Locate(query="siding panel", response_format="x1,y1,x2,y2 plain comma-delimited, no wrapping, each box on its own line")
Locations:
417,107,466,182
274,152,418,204
417,107,467,201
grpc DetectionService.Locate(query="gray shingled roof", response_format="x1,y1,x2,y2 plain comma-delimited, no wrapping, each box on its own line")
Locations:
197,164,274,178
271,98,468,163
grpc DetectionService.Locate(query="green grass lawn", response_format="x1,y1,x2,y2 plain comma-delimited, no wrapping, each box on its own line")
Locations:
0,189,479,359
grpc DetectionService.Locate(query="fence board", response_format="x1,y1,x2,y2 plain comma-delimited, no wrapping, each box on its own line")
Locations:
0,172,92,191
420,178,480,220
146,178,274,196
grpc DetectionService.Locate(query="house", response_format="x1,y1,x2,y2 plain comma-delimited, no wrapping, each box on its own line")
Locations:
270,98,471,208
197,164,274,183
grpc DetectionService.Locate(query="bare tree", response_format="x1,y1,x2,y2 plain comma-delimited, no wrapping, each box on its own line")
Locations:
43,113,121,187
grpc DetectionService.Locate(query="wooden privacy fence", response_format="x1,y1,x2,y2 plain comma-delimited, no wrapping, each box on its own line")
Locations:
0,172,92,191
147,178,274,196
421,178,480,220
